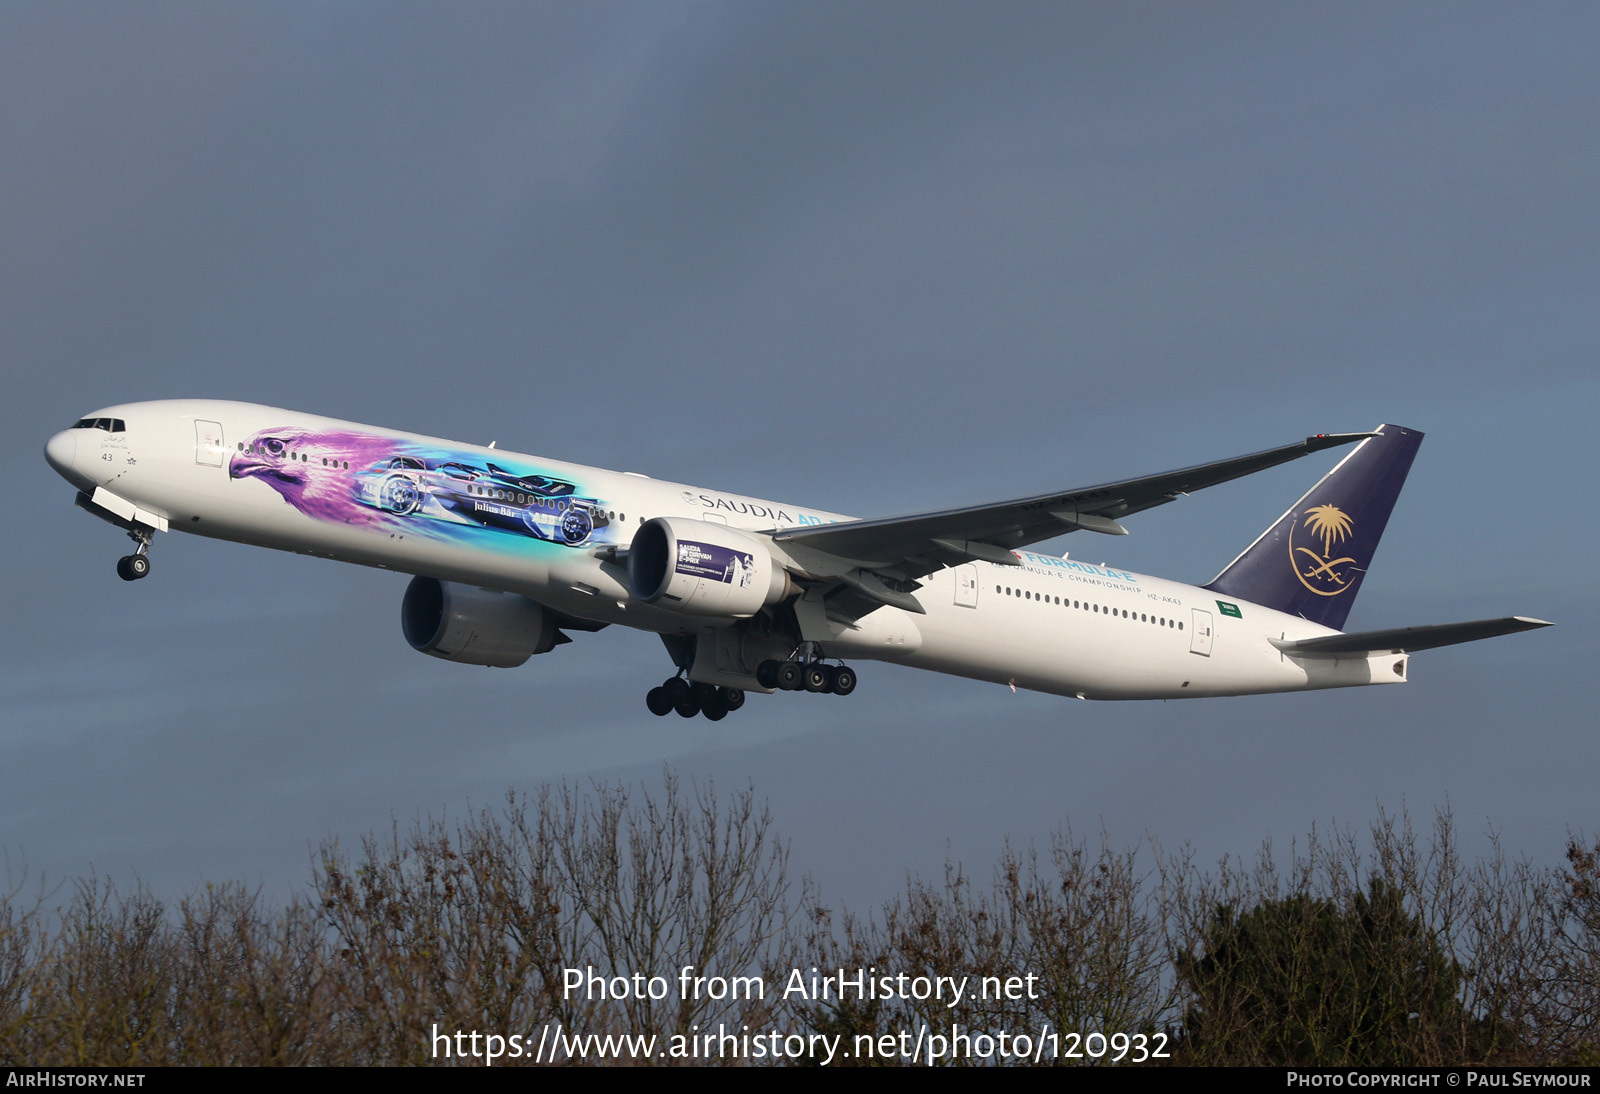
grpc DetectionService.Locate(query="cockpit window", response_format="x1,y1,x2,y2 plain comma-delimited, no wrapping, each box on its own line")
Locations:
72,418,125,432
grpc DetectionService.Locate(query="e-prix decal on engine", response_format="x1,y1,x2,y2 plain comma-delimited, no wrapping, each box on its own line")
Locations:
675,541,756,587
1019,552,1139,583
229,426,614,551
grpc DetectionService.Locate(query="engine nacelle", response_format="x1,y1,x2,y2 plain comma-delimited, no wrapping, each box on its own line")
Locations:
628,516,793,619
401,576,562,667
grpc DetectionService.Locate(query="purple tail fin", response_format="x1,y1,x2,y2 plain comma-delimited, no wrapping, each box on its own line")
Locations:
1204,424,1423,630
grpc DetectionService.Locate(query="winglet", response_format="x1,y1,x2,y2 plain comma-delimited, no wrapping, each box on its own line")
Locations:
1305,431,1378,451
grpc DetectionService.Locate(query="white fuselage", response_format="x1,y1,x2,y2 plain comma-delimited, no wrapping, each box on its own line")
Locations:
45,400,1407,701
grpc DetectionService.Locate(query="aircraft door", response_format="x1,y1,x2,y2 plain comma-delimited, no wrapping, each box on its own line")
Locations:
954,565,979,608
194,420,226,468
1189,609,1214,657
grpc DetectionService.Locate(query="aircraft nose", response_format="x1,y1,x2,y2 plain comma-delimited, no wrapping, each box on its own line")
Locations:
44,429,77,478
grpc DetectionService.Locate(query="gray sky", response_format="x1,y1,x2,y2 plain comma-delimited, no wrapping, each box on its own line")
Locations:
3,3,1594,913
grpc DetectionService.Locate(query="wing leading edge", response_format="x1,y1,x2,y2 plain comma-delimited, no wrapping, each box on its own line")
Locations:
773,431,1374,581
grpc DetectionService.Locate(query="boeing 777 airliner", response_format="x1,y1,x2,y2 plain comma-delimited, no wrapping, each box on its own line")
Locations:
44,401,1549,720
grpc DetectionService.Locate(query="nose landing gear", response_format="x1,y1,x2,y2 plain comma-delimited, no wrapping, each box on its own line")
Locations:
115,526,154,582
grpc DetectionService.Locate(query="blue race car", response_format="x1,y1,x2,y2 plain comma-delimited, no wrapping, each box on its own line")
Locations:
352,456,608,545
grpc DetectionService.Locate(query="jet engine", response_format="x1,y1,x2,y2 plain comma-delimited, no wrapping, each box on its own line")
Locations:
401,576,563,667
628,516,794,619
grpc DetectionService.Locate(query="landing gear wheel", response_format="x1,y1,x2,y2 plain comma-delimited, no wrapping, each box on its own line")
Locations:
690,682,719,709
663,677,691,704
646,687,673,716
776,662,804,691
701,695,728,721
674,695,700,718
116,555,149,581
831,667,857,696
804,664,834,693
756,660,781,690
720,687,745,712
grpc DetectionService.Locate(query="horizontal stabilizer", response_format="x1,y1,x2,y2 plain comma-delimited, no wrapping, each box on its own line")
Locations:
1271,616,1552,657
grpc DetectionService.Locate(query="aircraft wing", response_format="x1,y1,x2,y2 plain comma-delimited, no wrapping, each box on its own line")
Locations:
1270,617,1553,657
772,431,1373,582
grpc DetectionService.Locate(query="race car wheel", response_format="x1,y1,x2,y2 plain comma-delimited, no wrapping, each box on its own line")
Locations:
646,687,673,716
380,475,421,515
720,687,745,712
776,662,803,691
831,667,857,696
560,507,594,544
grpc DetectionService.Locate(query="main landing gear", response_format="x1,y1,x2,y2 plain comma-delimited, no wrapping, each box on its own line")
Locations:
646,677,747,721
643,644,858,719
755,655,857,696
115,526,154,582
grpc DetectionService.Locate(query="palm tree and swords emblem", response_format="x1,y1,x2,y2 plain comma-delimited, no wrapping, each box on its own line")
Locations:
1291,503,1358,596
